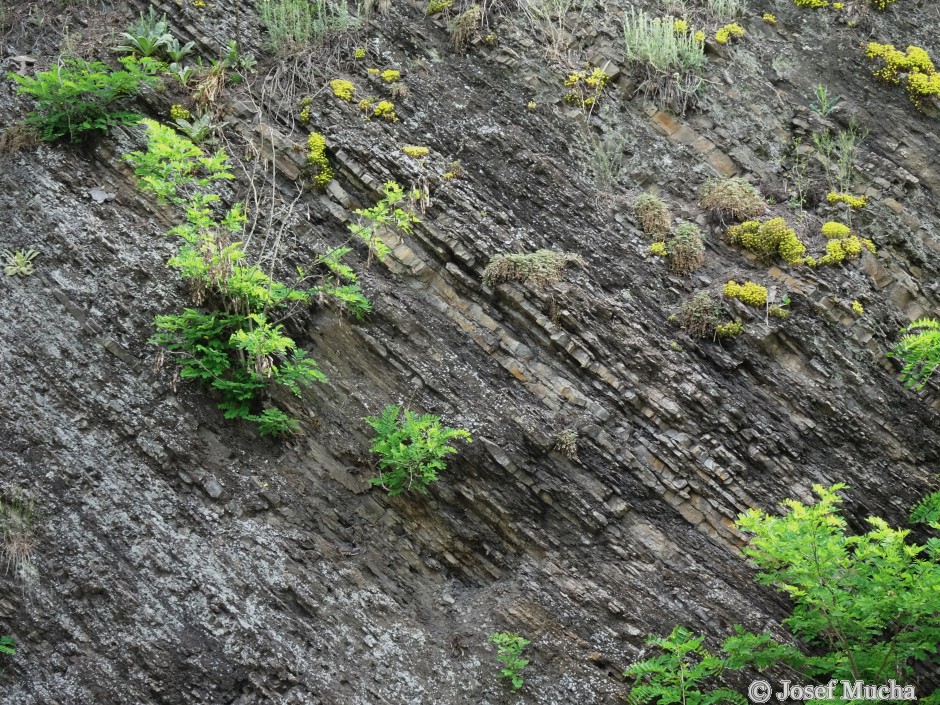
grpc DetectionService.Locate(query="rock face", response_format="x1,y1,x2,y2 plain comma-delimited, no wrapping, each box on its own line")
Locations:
1,0,938,703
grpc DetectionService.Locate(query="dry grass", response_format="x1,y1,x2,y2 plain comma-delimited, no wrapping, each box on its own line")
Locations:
1,487,36,585
633,193,672,240
483,250,584,288
699,177,767,223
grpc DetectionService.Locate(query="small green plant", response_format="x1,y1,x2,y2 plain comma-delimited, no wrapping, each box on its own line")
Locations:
1,487,36,583
484,250,584,289
624,625,746,705
164,36,196,64
488,632,530,692
348,181,419,264
554,428,578,460
888,318,940,390
809,83,841,116
365,405,472,495
258,0,356,54
0,636,14,655
307,132,333,187
116,8,172,57
8,57,161,142
622,7,706,114
173,112,226,145
3,248,39,277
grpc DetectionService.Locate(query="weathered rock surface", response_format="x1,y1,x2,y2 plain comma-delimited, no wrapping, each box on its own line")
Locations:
0,0,938,703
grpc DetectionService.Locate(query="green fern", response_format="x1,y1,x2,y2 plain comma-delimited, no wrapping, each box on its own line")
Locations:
889,318,940,390
624,626,746,705
364,405,471,495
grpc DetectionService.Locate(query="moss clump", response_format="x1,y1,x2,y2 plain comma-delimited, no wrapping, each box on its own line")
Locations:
427,0,452,13
723,280,768,307
402,145,429,158
329,79,355,101
450,4,482,51
381,69,401,83
677,292,726,339
699,178,767,222
726,217,806,265
654,223,705,275
716,321,743,337
307,132,333,187
554,428,578,460
827,191,867,208
633,193,672,240
483,250,584,289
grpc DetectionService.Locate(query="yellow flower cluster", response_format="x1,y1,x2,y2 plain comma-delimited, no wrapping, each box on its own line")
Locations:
793,0,829,7
852,300,864,315
674,18,689,34
649,242,667,256
833,2,843,8
869,0,896,8
694,30,706,43
373,100,398,122
298,97,312,123
330,79,356,101
715,23,745,45
307,133,333,188
724,280,768,308
827,192,868,208
563,67,611,109
866,43,940,109
354,48,366,60
726,218,806,264
402,145,429,158
381,69,401,83
821,221,851,239
170,104,191,121
814,235,873,266
763,13,776,24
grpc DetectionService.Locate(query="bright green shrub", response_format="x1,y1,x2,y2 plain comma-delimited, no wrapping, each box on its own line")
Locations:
7,57,161,141
488,632,530,692
348,181,419,263
0,636,14,655
365,405,471,495
631,486,940,705
726,484,940,688
888,318,940,390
